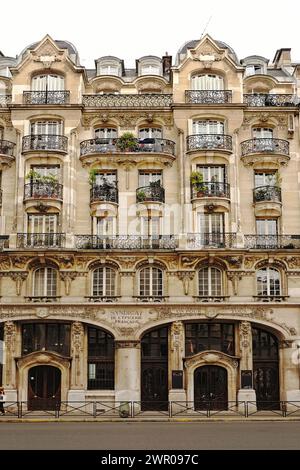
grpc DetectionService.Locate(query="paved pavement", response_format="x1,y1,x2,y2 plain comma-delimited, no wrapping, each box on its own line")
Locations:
0,422,300,449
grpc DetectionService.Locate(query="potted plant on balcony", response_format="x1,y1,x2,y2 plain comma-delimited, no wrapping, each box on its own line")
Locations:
117,132,137,152
88,169,98,186
137,189,147,202
190,171,206,197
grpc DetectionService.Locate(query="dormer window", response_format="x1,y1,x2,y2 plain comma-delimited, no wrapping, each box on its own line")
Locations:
245,64,263,77
32,74,64,91
98,62,120,77
191,74,224,90
140,64,160,76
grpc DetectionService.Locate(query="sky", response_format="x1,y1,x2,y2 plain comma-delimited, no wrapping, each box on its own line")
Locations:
1,0,300,68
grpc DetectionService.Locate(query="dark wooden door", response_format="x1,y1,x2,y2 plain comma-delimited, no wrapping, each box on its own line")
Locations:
253,363,280,409
141,363,168,410
194,365,228,410
28,365,61,410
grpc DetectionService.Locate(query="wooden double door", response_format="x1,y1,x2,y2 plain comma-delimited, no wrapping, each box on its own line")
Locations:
28,365,61,410
194,365,228,410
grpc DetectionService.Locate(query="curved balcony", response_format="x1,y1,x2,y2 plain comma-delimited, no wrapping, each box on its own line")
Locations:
185,90,232,104
136,185,165,204
79,137,176,166
82,93,173,107
90,184,118,205
187,233,237,249
191,181,231,211
244,94,296,107
23,90,70,105
0,95,12,106
241,138,289,167
24,182,63,209
245,234,300,249
75,235,178,250
22,134,68,154
186,134,232,154
17,233,65,248
0,139,15,166
253,185,282,217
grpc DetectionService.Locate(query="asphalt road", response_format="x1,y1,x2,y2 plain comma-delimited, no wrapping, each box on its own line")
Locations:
0,422,300,450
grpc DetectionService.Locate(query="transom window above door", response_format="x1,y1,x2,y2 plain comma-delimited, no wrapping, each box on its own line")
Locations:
192,120,224,135
32,74,65,91
94,128,118,139
252,127,273,139
138,171,162,187
138,128,162,139
30,120,63,135
191,74,224,90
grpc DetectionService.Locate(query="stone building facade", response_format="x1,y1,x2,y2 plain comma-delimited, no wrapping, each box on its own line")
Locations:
0,34,300,411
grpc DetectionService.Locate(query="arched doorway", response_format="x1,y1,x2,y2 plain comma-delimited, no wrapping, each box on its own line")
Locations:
194,365,228,410
252,327,279,409
28,365,61,410
141,326,168,410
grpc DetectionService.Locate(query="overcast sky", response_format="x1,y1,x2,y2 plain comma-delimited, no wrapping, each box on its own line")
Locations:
1,0,300,68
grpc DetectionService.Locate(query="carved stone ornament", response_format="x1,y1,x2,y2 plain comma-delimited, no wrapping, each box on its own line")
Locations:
59,271,78,295
0,256,11,270
243,112,288,129
8,271,28,295
114,340,141,349
180,256,202,268
224,256,243,268
177,271,195,295
240,321,251,349
244,256,265,269
284,257,300,269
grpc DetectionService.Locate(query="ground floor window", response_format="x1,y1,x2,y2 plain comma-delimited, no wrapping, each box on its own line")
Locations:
88,327,115,390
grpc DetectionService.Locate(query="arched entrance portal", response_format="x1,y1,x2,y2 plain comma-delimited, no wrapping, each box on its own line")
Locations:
28,365,61,410
194,365,228,410
141,326,168,410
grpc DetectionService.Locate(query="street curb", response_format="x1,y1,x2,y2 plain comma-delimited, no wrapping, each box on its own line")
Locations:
1,417,300,423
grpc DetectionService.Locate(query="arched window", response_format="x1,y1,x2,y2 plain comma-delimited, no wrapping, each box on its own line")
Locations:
256,267,281,297
22,323,70,356
139,267,163,297
94,127,118,139
198,267,222,297
33,267,57,298
88,327,114,390
92,267,116,297
253,127,273,139
31,120,63,135
32,74,64,91
185,323,234,356
191,74,224,90
192,120,224,135
138,127,162,139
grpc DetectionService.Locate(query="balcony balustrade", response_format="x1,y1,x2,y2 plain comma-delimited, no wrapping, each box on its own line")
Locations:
80,137,175,156
90,184,118,204
136,185,165,203
187,134,232,152
22,134,68,153
0,94,11,106
0,139,15,157
185,90,232,104
191,181,230,200
23,90,70,105
0,235,9,250
241,138,289,157
253,185,281,203
187,233,237,249
244,94,296,107
244,234,300,249
17,233,65,248
24,182,63,200
82,93,173,107
75,235,178,250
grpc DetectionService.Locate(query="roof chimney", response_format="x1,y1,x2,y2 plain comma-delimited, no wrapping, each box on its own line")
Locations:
273,48,291,68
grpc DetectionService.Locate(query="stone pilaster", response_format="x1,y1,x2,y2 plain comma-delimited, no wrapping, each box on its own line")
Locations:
115,341,141,403
68,321,85,402
280,339,300,406
169,321,186,405
3,321,18,401
237,321,256,410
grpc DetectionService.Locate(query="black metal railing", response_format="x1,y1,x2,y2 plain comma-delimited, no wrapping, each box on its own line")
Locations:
135,296,166,303
191,181,230,199
253,185,281,203
0,235,9,250
187,134,232,152
185,90,232,104
244,94,296,107
80,137,175,156
23,91,70,105
253,295,288,302
90,185,118,204
241,138,289,157
195,296,229,302
75,235,178,250
187,233,237,248
0,139,15,156
245,234,300,249
25,296,60,303
82,93,173,107
136,185,165,203
86,296,120,302
22,134,68,153
17,233,65,248
24,182,63,200
0,94,12,106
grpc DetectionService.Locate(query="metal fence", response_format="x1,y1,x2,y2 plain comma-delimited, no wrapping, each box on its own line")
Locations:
1,401,300,419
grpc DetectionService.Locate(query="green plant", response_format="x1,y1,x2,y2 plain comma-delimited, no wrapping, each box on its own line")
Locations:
137,189,147,201
274,172,282,188
88,169,98,186
149,179,161,187
190,171,206,193
117,132,137,151
26,169,58,184
26,169,42,181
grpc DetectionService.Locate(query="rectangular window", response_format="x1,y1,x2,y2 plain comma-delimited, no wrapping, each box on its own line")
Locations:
254,171,277,187
31,121,63,135
138,171,162,187
196,165,226,183
192,120,224,135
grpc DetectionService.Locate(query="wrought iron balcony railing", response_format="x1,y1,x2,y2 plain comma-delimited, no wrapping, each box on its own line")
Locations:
185,90,232,104
244,94,296,107
25,296,60,303
22,134,68,153
253,185,281,203
90,184,118,204
0,94,12,106
191,181,230,199
136,185,165,203
23,90,70,105
195,296,229,302
253,295,288,302
0,139,15,156
17,233,65,248
134,296,166,303
241,138,289,157
80,137,175,156
244,234,300,249
187,233,237,249
187,134,232,152
85,296,120,302
75,235,178,250
0,235,9,250
24,182,63,200
82,93,173,107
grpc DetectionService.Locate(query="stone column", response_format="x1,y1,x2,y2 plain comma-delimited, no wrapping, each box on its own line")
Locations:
115,341,141,404
237,321,256,411
169,321,186,408
280,339,300,407
3,321,18,401
68,322,86,402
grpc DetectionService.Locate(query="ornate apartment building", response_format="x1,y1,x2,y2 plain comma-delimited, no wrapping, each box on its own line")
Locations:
0,34,300,412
